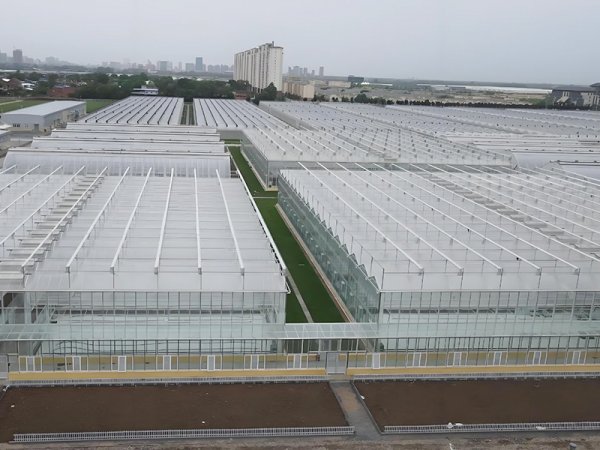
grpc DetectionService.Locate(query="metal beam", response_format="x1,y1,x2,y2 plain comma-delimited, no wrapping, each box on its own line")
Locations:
216,169,245,275
110,168,152,273
66,167,130,273
154,168,174,274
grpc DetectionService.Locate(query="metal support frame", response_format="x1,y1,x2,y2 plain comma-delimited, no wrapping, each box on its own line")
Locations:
110,168,152,273
0,165,40,194
154,168,174,274
66,167,130,273
216,169,245,275
297,162,424,274
194,168,202,274
21,168,108,274
0,166,63,215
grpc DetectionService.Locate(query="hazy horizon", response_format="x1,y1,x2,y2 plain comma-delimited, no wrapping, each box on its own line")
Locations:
1,0,599,85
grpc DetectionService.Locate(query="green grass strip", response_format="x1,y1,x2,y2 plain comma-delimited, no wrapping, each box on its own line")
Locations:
229,146,344,323
0,100,48,113
85,99,116,114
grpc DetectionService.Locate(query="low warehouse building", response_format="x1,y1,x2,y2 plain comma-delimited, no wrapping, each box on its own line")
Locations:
0,101,86,133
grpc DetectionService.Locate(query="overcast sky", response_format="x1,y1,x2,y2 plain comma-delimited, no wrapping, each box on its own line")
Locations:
1,0,599,85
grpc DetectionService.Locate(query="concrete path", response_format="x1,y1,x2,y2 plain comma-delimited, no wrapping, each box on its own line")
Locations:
287,273,313,322
329,381,380,440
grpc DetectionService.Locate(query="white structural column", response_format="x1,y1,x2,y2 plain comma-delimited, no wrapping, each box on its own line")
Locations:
0,165,40,194
110,168,153,273
316,162,463,274
0,165,16,175
154,168,175,274
0,166,63,215
374,163,540,273
216,170,245,275
21,168,108,275
0,167,86,253
346,163,502,274
297,162,424,274
194,169,202,274
412,164,584,272
447,164,600,246
66,167,131,273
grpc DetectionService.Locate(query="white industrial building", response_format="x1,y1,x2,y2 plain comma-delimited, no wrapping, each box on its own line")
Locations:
0,101,86,133
234,42,284,91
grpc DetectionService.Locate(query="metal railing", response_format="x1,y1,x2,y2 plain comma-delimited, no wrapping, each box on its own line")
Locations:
383,421,600,434
9,374,328,387
353,371,600,381
14,426,355,443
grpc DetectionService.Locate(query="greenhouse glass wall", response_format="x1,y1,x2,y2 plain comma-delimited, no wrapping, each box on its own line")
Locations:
277,165,600,358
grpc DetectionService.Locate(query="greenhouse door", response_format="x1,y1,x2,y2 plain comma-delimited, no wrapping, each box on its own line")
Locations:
326,352,346,374
0,355,7,379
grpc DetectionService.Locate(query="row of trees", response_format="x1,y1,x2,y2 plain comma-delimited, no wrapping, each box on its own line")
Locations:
72,73,236,101
251,83,279,105
321,93,551,109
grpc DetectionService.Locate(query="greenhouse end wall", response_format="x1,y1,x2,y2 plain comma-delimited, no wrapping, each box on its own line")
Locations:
0,290,287,330
3,333,599,374
279,176,380,321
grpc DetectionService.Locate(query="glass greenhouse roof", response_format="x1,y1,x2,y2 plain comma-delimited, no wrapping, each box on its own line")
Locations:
280,164,600,292
81,96,184,125
0,167,286,293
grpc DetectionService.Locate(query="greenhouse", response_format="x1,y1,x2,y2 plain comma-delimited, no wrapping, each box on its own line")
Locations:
2,98,600,377
194,98,288,129
3,149,231,177
81,96,184,125
242,125,512,188
388,105,600,136
8,123,230,176
0,165,287,364
278,164,600,323
30,138,226,154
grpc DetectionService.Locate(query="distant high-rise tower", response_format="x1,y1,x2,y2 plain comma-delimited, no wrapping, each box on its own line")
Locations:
195,57,204,72
234,42,283,91
12,49,23,65
157,61,169,72
319,66,324,77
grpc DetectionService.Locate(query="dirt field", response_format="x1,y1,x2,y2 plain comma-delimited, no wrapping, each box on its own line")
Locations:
0,382,347,442
355,378,600,429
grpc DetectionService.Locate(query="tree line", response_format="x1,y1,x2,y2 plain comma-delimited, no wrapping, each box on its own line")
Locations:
72,73,235,101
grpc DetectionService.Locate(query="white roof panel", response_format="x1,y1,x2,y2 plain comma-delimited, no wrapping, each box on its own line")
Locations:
1,101,85,117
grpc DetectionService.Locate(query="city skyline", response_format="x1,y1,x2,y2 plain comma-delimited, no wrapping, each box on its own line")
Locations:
1,0,599,85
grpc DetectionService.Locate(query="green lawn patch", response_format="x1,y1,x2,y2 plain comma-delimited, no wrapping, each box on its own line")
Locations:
285,288,306,324
229,146,344,323
0,100,48,113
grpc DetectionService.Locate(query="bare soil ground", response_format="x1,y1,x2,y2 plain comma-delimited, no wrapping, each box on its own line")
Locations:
0,382,347,442
355,378,600,429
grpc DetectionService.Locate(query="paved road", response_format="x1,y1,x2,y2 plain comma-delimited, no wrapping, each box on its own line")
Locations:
329,381,380,440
